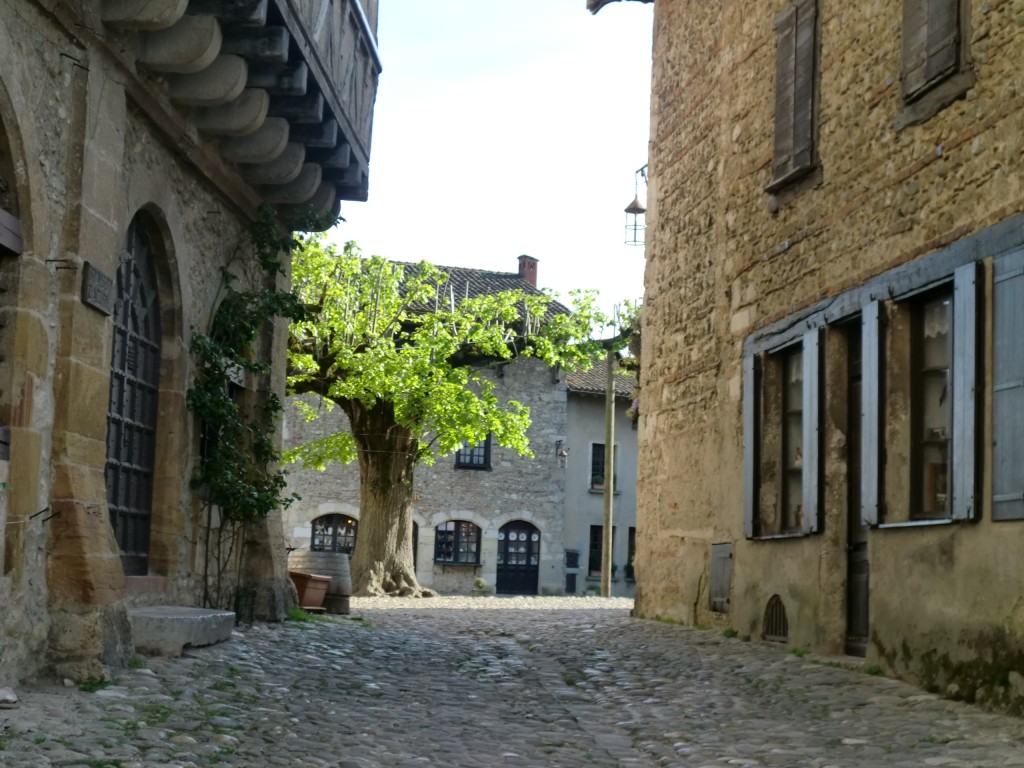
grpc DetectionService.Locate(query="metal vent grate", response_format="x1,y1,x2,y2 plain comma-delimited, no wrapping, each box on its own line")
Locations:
763,594,789,643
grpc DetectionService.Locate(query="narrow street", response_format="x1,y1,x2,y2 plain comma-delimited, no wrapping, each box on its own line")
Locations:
3,597,1023,768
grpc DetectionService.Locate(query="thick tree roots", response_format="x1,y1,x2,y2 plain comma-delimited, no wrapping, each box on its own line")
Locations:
354,562,438,598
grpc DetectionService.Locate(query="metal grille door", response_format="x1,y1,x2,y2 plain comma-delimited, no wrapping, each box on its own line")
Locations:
105,221,161,575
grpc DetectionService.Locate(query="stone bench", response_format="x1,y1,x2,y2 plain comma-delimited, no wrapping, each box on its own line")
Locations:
129,606,235,657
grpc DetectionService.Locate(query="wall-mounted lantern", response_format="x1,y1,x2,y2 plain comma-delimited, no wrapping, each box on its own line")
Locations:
625,164,647,246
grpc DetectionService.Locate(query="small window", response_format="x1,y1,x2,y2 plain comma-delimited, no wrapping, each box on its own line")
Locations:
901,0,960,103
434,520,481,564
626,527,636,581
743,330,821,538
766,0,818,192
895,0,973,128
588,524,615,576
455,434,491,470
709,542,733,613
311,514,358,555
590,443,616,491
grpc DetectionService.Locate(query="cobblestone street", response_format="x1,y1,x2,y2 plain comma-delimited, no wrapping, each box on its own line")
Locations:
3,596,1024,768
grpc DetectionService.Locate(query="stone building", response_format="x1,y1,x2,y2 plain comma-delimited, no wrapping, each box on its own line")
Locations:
612,0,1024,712
0,0,379,685
282,257,639,597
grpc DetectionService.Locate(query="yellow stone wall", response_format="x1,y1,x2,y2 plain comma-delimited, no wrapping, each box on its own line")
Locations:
638,0,1024,711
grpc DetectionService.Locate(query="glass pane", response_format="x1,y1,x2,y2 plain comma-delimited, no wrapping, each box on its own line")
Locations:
919,294,951,517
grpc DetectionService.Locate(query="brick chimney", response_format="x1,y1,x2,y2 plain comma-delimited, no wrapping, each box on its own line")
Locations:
518,254,538,287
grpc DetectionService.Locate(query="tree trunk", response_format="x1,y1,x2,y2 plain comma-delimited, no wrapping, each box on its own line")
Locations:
343,398,433,596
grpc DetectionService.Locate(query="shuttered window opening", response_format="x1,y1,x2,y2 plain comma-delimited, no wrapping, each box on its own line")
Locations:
763,595,789,643
767,0,818,192
709,543,732,613
867,265,977,525
743,329,822,539
901,0,960,103
992,248,1024,521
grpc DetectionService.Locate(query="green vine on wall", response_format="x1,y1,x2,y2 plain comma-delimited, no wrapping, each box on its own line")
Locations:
186,207,334,524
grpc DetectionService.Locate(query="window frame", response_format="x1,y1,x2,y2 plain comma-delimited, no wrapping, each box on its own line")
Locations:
454,434,491,470
589,442,617,492
310,513,358,555
743,329,822,539
433,519,482,565
866,264,977,527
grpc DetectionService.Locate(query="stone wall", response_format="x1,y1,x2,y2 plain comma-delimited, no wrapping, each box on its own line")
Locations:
0,0,291,685
283,356,570,595
638,0,1024,711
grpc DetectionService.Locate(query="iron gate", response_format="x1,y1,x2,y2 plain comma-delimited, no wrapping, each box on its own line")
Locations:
105,220,161,575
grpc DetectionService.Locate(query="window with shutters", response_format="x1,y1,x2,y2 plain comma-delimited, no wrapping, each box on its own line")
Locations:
864,266,977,526
766,0,818,192
743,331,821,538
896,0,972,127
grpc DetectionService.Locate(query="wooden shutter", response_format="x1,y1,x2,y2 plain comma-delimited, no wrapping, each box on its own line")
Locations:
901,0,959,102
861,301,882,526
743,353,759,538
801,329,821,533
769,0,817,189
992,249,1024,521
951,262,977,521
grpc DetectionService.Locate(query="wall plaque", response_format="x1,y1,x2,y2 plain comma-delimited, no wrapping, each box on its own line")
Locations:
82,261,114,315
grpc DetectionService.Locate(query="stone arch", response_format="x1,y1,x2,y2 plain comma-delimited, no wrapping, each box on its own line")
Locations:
0,68,43,586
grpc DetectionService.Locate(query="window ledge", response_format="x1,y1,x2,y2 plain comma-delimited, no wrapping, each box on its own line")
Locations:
876,518,955,529
893,70,974,131
435,561,482,568
748,531,810,541
764,163,815,194
588,488,621,495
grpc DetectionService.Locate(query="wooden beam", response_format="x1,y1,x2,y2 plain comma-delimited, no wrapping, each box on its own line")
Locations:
0,206,22,255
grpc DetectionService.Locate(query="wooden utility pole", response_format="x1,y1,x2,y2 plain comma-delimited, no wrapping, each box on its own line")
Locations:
601,346,615,597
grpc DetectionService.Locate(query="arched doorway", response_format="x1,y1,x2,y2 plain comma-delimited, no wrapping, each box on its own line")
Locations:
105,217,162,575
496,520,540,595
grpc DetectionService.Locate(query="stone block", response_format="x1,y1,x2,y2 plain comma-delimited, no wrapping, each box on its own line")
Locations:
129,606,235,656
53,359,110,440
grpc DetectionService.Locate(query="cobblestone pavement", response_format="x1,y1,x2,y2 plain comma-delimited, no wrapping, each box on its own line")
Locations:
3,596,1024,768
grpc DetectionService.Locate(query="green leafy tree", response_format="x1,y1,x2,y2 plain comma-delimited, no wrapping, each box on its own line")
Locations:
286,235,606,596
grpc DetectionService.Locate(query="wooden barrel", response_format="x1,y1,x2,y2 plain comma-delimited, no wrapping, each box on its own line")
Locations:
288,550,352,614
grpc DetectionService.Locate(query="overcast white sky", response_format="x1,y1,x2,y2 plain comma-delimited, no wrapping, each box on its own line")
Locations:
333,0,654,318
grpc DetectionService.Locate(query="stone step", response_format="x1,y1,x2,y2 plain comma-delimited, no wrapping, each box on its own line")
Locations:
129,606,235,657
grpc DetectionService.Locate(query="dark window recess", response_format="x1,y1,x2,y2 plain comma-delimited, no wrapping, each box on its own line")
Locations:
434,520,481,564
901,0,959,103
992,248,1024,521
763,595,789,643
565,573,577,594
105,219,161,576
588,525,602,576
565,549,580,569
311,514,358,555
626,527,636,580
590,443,606,490
767,0,818,191
455,434,491,470
709,543,733,613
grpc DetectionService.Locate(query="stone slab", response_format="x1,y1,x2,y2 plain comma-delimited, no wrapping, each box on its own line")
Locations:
129,606,234,657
